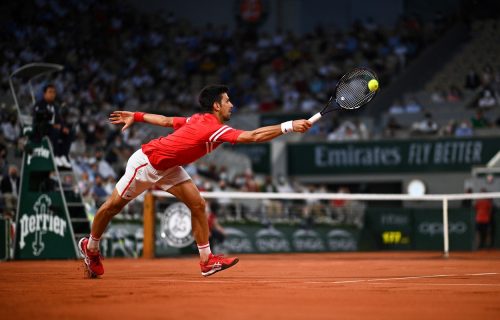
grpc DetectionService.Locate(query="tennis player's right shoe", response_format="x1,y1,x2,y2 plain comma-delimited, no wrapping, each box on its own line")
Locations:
78,237,104,278
200,253,239,277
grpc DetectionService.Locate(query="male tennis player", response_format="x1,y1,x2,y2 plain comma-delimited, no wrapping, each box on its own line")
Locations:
79,84,312,277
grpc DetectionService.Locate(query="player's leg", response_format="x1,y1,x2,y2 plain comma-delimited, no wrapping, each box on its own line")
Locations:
159,167,239,276
79,190,131,277
90,189,131,241
79,149,150,277
166,180,210,257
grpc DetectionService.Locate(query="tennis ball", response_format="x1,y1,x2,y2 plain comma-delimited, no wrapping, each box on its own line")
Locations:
368,79,379,92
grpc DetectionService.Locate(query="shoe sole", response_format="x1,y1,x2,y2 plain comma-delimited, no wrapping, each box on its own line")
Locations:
201,258,239,277
78,238,99,279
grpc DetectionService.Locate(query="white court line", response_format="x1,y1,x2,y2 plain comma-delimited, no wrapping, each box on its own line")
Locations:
157,272,499,285
372,283,500,287
157,279,292,284
465,273,498,276
305,274,459,284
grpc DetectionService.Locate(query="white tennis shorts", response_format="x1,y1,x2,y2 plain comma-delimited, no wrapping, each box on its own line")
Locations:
115,149,191,200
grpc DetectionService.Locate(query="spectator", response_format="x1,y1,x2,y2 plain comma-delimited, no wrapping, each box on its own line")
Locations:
454,120,474,137
430,86,446,103
95,149,116,180
0,165,19,216
327,121,361,141
92,175,109,206
480,65,494,87
446,85,462,102
461,188,473,209
475,189,493,249
439,119,457,136
214,180,236,220
465,69,481,90
353,119,369,140
477,88,497,109
411,112,438,135
404,96,422,113
384,116,403,138
260,175,283,220
1,114,20,144
0,138,7,176
206,201,227,252
470,109,490,129
388,98,405,114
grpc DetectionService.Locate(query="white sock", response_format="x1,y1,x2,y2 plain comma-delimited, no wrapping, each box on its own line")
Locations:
197,242,211,261
88,235,100,251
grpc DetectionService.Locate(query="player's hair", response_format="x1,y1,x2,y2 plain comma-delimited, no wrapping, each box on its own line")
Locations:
198,84,229,111
43,84,56,93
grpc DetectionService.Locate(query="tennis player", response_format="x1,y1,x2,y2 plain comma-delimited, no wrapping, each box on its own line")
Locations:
79,84,312,277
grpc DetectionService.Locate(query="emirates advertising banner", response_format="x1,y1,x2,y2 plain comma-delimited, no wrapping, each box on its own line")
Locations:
288,137,500,175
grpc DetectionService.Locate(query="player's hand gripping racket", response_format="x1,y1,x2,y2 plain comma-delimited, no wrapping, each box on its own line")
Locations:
309,68,379,124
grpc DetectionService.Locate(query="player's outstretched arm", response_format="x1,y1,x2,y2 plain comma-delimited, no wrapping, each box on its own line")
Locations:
109,111,174,132
236,119,311,143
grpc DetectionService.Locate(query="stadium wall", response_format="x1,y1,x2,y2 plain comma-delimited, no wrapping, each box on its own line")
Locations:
127,0,462,34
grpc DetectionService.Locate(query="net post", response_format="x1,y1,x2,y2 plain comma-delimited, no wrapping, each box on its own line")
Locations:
442,197,449,258
142,191,155,259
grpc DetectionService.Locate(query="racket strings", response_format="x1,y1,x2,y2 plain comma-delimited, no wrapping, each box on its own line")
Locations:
336,69,377,110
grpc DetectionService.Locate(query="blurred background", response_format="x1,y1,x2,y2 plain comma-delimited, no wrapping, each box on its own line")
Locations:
1,0,500,258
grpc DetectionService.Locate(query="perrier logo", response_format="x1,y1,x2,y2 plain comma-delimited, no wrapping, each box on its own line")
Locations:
19,194,68,256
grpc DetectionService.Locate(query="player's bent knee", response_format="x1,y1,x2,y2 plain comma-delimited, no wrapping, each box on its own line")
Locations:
188,198,206,213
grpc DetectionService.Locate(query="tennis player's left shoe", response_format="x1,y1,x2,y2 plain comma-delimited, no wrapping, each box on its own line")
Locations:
200,253,239,277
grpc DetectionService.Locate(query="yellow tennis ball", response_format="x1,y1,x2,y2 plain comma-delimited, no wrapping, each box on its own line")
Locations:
368,79,379,92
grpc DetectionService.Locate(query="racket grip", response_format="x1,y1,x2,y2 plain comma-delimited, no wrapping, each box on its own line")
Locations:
308,112,322,124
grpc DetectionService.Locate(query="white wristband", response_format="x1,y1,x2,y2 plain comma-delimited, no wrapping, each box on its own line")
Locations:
281,120,294,134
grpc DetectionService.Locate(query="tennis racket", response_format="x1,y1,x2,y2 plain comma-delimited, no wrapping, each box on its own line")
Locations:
308,68,378,124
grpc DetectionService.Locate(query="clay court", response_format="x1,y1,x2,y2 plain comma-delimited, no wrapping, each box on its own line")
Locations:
1,251,500,320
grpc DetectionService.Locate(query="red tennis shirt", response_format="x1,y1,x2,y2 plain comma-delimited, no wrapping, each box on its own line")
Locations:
142,113,243,170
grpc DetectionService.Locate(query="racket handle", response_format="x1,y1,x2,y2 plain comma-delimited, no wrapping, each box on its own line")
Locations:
308,112,322,124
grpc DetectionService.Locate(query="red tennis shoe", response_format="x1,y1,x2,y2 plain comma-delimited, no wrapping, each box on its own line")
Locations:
200,253,239,277
78,237,104,278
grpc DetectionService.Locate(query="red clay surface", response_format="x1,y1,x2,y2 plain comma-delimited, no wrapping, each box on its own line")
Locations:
1,251,500,320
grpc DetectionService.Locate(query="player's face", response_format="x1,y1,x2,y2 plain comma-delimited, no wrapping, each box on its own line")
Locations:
218,93,234,121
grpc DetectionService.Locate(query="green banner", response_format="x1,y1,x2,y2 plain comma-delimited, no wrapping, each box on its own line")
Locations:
213,225,360,254
227,144,271,174
413,209,475,250
14,138,77,259
100,206,479,257
288,137,500,175
365,208,413,250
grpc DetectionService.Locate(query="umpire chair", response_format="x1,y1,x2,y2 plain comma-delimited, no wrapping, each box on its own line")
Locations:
8,63,89,259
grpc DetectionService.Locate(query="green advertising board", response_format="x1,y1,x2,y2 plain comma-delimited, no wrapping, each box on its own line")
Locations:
364,208,413,250
97,221,363,257
364,208,475,251
208,224,361,254
14,138,78,259
99,206,478,258
412,208,475,251
288,137,500,175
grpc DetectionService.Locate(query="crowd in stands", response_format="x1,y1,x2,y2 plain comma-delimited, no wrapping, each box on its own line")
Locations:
0,0,476,222
1,0,453,138
383,62,500,139
383,17,500,139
